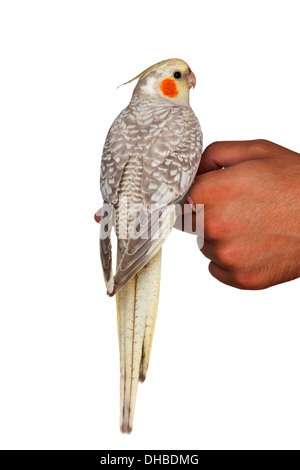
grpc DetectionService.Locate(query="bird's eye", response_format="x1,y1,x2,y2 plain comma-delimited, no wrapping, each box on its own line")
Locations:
174,71,181,79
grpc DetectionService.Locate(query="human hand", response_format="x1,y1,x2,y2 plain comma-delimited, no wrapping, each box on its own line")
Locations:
189,139,300,289
94,208,102,223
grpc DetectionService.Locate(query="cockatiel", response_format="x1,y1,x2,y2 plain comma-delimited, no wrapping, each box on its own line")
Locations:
99,58,202,433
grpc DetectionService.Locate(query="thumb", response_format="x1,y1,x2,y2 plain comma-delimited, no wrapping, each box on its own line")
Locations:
94,207,102,223
197,139,275,175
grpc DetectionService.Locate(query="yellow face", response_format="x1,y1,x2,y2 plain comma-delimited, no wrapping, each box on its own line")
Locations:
125,58,196,105
158,63,196,104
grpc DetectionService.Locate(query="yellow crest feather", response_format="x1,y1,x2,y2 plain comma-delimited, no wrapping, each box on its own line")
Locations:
118,58,190,88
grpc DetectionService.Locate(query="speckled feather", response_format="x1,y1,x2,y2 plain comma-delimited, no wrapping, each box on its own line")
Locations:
100,97,202,293
101,97,202,207
99,59,202,434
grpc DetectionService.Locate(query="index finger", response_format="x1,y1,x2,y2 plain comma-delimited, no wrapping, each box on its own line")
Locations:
188,170,226,205
197,140,273,175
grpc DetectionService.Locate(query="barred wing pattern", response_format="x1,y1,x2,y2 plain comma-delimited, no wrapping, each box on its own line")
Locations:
100,98,202,295
141,106,202,207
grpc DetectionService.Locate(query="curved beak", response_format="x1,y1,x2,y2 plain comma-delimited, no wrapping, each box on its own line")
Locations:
188,70,196,89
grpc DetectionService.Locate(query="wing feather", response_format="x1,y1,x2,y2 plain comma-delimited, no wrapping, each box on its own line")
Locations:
111,205,177,295
101,100,202,296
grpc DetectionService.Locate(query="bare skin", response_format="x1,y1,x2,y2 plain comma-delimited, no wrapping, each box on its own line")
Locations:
189,139,300,289
95,139,300,290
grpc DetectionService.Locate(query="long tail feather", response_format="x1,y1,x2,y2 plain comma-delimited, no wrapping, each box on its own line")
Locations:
116,248,161,434
138,252,161,383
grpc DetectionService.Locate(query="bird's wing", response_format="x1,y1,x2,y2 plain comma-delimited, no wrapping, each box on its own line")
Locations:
100,106,133,205
100,105,135,292
142,106,202,205
112,106,202,294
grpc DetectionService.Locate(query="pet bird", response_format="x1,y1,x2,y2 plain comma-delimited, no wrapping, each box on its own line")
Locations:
99,58,202,433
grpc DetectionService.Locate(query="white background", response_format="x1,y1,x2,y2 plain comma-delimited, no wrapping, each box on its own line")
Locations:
0,0,299,450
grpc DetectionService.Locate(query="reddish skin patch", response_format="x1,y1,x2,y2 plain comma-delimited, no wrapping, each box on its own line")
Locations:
160,77,179,98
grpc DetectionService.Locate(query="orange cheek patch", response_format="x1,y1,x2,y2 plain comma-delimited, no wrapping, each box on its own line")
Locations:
160,78,179,98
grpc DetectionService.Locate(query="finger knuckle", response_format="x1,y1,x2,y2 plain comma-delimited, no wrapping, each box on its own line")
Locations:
215,245,236,267
251,139,270,155
204,216,232,242
204,141,223,157
205,218,221,240
232,270,262,290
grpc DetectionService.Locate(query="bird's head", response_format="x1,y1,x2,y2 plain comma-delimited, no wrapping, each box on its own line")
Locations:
120,58,196,106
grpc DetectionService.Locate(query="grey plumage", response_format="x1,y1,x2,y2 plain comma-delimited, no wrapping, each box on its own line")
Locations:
100,97,202,294
99,58,202,433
